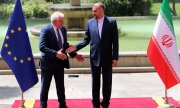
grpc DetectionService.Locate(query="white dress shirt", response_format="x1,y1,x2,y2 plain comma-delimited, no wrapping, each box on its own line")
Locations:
97,16,104,38
52,24,64,46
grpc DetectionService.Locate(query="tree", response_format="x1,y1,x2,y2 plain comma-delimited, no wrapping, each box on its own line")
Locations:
0,0,15,4
171,0,177,16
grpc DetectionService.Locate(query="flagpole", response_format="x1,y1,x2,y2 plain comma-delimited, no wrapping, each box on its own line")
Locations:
19,92,25,108
157,66,175,108
165,87,169,104
165,65,169,104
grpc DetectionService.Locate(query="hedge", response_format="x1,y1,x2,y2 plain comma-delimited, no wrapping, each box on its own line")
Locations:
102,0,152,16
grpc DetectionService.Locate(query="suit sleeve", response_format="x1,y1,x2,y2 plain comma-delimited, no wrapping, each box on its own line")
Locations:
39,27,57,57
65,43,77,58
76,22,91,51
63,27,77,58
112,20,119,60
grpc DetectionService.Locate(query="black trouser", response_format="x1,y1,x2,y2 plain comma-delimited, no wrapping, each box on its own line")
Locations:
91,64,112,107
40,67,65,108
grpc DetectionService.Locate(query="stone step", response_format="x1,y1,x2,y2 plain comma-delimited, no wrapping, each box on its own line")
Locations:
0,67,155,75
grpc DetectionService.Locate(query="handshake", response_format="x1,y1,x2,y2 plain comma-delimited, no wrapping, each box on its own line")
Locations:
56,45,84,62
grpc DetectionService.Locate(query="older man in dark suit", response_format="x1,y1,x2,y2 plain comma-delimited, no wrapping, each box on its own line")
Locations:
39,11,84,108
66,3,119,108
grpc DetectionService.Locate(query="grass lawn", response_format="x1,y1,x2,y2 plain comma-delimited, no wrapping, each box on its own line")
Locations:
0,18,180,53
118,18,180,52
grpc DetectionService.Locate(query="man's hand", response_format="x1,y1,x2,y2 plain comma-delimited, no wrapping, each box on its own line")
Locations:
56,50,67,60
66,45,77,53
75,54,85,62
112,60,118,67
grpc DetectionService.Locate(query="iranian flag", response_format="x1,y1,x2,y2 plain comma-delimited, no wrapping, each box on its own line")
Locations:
147,0,180,89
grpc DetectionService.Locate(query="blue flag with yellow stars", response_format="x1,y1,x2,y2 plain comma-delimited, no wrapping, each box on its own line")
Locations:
0,0,38,92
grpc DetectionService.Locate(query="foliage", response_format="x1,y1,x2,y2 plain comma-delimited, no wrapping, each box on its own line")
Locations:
102,0,152,16
153,0,180,2
130,0,152,16
0,0,15,4
21,0,47,5
102,0,129,16
151,3,180,16
23,0,48,18
22,5,34,18
85,0,99,3
33,5,49,18
45,0,69,3
0,0,46,4
0,4,14,19
0,0,48,19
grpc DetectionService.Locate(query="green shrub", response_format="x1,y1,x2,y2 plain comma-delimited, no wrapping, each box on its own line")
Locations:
22,0,48,18
45,0,69,3
0,1,49,19
86,0,99,3
0,0,15,3
0,4,13,19
131,0,152,16
21,0,47,5
33,5,49,18
22,5,34,18
153,0,180,2
102,0,130,16
102,0,152,16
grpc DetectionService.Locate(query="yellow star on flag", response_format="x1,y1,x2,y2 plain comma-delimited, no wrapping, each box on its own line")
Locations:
27,57,31,61
20,59,24,64
8,51,12,55
4,44,8,48
5,36,10,39
11,29,15,34
18,27,22,31
14,57,17,61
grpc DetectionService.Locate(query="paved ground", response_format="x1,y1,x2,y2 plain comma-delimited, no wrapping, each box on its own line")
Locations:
0,73,180,108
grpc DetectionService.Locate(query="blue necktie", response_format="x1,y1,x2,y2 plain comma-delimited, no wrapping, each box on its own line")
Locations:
56,28,62,49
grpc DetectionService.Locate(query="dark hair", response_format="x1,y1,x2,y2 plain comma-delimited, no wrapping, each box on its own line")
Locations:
93,2,106,10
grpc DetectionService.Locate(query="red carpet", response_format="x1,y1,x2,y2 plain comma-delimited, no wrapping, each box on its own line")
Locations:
12,97,180,108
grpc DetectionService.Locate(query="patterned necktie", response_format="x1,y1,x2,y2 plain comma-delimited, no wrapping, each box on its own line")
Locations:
56,28,62,49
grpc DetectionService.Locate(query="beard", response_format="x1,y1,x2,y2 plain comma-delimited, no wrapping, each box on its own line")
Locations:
94,15,99,19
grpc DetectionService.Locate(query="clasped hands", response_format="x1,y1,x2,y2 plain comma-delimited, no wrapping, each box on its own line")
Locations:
65,45,118,67
56,47,84,62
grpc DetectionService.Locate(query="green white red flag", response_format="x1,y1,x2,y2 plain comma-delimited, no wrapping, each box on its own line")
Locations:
147,0,180,89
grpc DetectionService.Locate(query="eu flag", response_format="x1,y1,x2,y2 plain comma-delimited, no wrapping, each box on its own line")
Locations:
0,0,38,92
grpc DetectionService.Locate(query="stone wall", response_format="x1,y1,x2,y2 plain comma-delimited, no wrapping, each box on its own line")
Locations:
0,51,152,69
2,51,180,74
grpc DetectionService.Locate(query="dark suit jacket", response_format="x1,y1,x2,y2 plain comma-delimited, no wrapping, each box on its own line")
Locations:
76,16,119,67
39,24,76,70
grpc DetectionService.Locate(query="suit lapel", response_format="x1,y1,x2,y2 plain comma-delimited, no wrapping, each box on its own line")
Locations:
50,24,57,41
49,24,60,49
101,16,107,38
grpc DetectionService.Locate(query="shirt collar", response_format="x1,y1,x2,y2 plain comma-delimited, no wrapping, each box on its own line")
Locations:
97,16,105,22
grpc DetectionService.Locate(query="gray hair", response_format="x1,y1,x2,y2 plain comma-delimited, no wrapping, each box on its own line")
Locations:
50,11,64,22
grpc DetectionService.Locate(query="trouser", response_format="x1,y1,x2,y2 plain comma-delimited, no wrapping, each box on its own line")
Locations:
40,67,65,108
91,64,112,107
